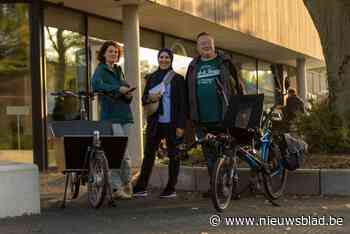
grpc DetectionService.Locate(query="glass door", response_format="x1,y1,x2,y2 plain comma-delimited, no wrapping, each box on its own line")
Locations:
44,6,87,167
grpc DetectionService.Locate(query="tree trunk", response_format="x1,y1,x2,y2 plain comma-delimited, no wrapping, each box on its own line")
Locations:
56,29,66,91
303,0,350,118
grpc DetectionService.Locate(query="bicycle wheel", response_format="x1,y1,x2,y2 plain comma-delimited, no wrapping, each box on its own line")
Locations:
68,172,80,200
261,142,288,200
87,150,108,208
211,156,237,212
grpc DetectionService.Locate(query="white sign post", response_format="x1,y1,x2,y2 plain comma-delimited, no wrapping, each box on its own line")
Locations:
6,106,30,150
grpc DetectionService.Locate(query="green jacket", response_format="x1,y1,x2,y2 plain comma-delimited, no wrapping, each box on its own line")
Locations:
91,63,133,124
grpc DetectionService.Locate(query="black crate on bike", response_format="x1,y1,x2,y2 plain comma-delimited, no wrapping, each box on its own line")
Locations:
222,94,264,144
62,135,127,170
49,120,127,171
49,120,113,137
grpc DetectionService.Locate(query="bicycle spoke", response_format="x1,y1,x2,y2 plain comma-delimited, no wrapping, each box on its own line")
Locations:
88,154,108,208
262,143,288,200
212,157,236,212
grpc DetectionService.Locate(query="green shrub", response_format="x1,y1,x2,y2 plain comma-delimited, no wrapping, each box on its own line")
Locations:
297,101,350,154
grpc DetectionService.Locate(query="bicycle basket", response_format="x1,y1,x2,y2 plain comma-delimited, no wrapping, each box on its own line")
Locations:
63,136,127,170
49,120,126,171
222,94,264,143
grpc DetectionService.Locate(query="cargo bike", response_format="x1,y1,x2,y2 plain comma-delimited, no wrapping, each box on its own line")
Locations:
49,90,128,208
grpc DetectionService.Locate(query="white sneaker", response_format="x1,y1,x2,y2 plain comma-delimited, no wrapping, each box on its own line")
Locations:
113,189,131,200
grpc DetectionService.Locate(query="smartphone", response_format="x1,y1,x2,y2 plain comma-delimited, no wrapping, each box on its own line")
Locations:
126,87,136,94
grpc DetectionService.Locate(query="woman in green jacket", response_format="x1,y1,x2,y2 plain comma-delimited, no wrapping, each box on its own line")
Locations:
91,41,134,199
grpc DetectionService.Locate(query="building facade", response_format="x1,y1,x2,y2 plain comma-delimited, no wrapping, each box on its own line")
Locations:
0,0,325,170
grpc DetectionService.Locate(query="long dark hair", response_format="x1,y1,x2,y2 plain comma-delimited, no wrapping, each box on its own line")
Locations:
97,40,122,64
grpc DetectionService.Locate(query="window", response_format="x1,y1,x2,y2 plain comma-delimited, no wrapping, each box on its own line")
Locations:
164,35,197,58
0,3,33,163
44,6,86,121
141,29,162,50
233,54,257,94
88,16,122,42
258,61,275,108
164,36,194,76
284,65,297,90
307,67,328,100
44,6,86,167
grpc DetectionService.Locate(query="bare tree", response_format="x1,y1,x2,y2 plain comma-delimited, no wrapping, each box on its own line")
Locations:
45,27,84,90
303,0,350,118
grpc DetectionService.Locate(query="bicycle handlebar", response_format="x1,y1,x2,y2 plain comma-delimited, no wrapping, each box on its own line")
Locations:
51,90,117,99
179,133,232,151
51,90,92,98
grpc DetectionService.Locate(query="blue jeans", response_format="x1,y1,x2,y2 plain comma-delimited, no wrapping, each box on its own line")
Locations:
111,123,132,190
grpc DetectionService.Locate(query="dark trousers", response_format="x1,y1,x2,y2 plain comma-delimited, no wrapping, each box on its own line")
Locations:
135,123,180,192
195,126,219,185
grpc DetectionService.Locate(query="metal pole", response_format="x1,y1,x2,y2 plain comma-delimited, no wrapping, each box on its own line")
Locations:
17,115,21,150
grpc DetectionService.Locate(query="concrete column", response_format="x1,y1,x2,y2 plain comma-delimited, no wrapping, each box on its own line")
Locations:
297,58,308,102
122,5,143,167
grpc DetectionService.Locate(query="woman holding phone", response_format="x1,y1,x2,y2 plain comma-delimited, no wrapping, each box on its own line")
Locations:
133,48,188,198
91,40,134,199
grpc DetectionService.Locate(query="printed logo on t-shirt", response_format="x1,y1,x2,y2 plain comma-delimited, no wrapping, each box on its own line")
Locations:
197,65,220,85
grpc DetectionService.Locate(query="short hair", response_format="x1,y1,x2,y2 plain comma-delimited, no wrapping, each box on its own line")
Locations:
97,40,122,64
288,88,296,95
196,32,213,41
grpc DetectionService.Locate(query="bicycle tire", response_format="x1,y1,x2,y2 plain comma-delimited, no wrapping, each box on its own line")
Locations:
261,142,288,200
69,172,80,200
87,150,108,209
211,156,236,212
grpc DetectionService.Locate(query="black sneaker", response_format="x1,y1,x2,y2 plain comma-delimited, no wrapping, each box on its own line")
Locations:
159,190,177,198
133,188,148,197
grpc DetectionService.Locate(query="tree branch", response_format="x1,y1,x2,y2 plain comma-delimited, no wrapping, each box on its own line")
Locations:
45,26,59,52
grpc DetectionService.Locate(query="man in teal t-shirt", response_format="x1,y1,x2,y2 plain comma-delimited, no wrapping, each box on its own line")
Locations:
196,57,222,124
186,32,244,197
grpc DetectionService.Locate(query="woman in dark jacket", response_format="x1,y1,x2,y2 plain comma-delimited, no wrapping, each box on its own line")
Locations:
133,48,187,198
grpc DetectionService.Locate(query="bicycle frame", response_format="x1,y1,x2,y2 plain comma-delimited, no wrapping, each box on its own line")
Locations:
236,128,284,178
234,128,270,170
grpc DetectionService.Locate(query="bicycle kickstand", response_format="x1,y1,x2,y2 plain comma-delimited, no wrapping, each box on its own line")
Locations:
61,172,70,209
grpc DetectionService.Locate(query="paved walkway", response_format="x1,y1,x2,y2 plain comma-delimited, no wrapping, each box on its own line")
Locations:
1,173,350,234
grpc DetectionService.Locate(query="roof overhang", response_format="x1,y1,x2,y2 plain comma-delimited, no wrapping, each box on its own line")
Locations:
46,0,325,68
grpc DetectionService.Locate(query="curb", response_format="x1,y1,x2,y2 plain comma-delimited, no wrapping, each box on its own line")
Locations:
149,165,350,196
321,169,350,195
